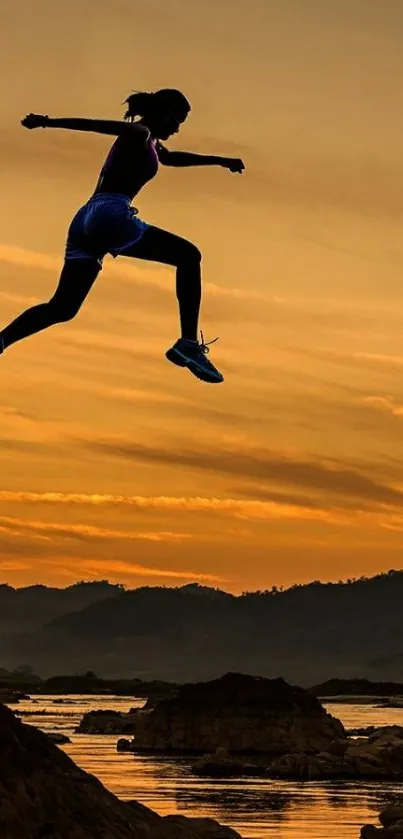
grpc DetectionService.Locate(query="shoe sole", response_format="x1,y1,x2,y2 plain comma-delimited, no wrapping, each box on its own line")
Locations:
166,347,224,384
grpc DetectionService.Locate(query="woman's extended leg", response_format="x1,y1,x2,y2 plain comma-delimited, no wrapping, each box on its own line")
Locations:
0,259,100,352
122,226,202,341
122,226,223,383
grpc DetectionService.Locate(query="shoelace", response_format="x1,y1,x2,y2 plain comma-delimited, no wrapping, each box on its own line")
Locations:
199,331,219,355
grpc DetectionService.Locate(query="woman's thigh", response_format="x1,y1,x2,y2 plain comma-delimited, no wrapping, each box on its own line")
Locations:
50,259,100,311
120,225,201,268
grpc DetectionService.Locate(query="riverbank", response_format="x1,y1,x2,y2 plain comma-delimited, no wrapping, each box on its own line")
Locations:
6,693,403,839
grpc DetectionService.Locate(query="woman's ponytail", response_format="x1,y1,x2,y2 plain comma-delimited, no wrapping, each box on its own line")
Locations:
123,88,190,121
123,91,154,121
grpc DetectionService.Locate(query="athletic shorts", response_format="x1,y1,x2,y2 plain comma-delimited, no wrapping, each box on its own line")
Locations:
64,192,149,269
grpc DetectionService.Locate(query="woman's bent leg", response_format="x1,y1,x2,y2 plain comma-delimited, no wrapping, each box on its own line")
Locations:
122,226,223,383
0,259,100,351
122,226,202,341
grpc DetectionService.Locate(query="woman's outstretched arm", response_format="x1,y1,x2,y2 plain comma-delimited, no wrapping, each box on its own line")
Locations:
156,142,245,173
21,113,149,138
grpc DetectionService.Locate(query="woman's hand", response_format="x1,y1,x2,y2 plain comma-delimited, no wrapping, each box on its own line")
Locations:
222,157,245,174
21,113,49,129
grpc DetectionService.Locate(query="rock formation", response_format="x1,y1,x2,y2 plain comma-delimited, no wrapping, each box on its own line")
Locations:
117,737,135,752
268,725,403,780
0,702,241,839
75,708,147,735
189,725,403,781
192,748,264,778
377,698,403,709
346,726,376,737
47,731,72,744
0,688,29,703
132,672,345,754
361,805,403,837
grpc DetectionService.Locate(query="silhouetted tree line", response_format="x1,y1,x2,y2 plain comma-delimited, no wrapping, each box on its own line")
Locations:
0,572,402,684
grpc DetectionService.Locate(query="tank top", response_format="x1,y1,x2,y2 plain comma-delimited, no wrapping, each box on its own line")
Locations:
93,134,159,200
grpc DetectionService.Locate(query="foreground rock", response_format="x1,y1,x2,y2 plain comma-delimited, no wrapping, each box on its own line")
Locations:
0,703,241,839
133,672,345,754
76,708,149,734
361,805,403,837
269,726,403,780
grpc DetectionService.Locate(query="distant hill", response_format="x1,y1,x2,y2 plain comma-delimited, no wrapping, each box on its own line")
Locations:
0,581,122,638
1,572,403,685
309,678,403,697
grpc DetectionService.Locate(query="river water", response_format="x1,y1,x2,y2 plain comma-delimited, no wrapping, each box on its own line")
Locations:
7,694,403,839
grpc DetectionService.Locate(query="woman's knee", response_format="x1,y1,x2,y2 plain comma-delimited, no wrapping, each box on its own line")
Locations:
46,260,99,323
178,239,202,267
47,296,81,323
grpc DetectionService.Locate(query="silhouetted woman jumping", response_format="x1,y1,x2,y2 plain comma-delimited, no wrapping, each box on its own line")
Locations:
0,89,245,383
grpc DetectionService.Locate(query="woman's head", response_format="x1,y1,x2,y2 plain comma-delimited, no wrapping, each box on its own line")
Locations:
124,88,190,139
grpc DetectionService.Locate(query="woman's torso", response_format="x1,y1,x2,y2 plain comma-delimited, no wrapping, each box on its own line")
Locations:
93,134,159,201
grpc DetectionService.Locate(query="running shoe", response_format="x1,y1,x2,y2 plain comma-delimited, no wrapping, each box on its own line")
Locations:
166,332,224,383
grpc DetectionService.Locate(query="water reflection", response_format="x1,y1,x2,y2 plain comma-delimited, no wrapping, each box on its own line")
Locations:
6,696,403,839
174,782,293,820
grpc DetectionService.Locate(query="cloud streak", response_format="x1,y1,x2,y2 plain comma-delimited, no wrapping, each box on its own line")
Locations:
0,488,344,524
300,347,403,374
2,485,403,536
0,560,31,572
74,558,224,582
0,514,192,544
78,438,403,508
362,396,403,417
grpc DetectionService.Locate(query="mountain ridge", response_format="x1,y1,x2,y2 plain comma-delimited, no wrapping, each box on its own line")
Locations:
1,571,402,685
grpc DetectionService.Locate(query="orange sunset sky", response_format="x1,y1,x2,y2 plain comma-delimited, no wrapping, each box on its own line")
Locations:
1,0,403,592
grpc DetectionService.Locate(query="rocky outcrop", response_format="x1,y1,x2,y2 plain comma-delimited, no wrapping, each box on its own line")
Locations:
76,701,164,735
268,726,403,780
361,805,403,837
347,725,403,738
47,732,72,744
117,737,135,752
0,688,29,703
0,703,241,839
142,693,174,710
192,748,264,778
189,726,403,781
377,698,403,709
75,708,148,735
132,672,345,754
346,726,376,737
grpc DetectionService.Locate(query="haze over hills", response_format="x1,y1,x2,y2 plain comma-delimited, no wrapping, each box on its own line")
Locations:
1,572,402,685
0,581,122,637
